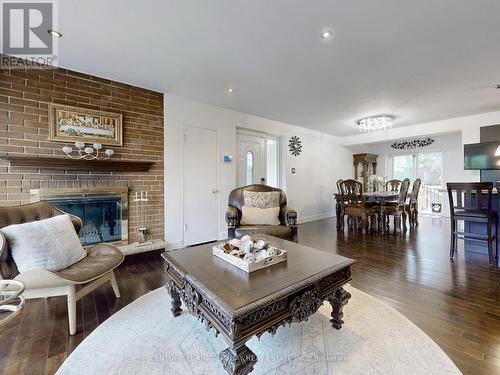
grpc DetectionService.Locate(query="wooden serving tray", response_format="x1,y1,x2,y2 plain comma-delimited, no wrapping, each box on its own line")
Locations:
212,243,287,273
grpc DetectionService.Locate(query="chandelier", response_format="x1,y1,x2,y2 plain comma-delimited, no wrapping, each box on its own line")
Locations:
62,141,114,160
357,115,393,133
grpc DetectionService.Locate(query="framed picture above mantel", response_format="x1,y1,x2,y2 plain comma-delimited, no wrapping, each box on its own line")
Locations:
48,103,123,146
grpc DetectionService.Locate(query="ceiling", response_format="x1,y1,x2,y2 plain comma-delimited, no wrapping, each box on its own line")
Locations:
58,0,500,136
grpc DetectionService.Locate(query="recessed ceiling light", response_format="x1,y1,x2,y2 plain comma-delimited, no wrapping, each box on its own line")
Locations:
48,29,62,38
320,30,334,40
226,88,234,94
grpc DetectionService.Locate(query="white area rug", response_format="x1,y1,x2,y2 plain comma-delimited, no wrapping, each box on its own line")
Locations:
57,286,461,375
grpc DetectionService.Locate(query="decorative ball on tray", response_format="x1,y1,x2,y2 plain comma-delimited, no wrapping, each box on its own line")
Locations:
221,236,271,258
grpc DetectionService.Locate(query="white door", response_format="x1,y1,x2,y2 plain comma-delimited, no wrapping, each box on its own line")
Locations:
183,126,219,246
237,132,267,186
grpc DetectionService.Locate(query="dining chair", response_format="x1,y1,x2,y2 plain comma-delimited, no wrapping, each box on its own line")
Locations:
335,179,345,229
406,178,422,226
384,178,410,233
447,182,497,267
336,179,344,194
339,179,379,233
386,179,402,192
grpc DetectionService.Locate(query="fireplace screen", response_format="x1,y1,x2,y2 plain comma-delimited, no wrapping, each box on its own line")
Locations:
47,196,123,246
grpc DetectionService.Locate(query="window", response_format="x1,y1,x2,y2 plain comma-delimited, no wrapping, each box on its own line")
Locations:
245,151,253,184
418,152,442,186
393,155,415,181
392,152,442,186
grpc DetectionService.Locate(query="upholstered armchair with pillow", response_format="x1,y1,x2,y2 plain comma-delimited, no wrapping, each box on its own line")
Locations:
0,202,124,335
225,184,298,242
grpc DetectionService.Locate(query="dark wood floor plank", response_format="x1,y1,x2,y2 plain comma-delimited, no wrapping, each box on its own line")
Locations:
47,297,70,361
45,353,66,375
23,335,50,375
2,299,42,374
299,217,500,375
0,330,15,374
81,291,98,338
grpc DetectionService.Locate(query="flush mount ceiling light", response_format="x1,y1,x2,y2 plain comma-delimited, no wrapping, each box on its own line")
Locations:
320,29,334,39
48,29,62,37
357,115,394,133
226,87,234,94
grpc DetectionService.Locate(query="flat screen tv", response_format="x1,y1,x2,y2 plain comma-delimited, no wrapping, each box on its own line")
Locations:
464,141,500,170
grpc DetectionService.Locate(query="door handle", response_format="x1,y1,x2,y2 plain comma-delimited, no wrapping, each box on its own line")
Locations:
212,188,219,194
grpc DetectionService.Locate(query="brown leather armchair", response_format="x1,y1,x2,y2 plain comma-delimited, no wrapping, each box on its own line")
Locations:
0,202,124,335
225,184,298,242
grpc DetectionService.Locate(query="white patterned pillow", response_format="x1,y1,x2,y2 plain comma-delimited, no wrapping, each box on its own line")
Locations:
0,214,86,273
243,191,280,209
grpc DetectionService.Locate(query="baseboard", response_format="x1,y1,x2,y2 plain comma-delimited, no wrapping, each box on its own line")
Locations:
298,211,335,224
166,240,184,251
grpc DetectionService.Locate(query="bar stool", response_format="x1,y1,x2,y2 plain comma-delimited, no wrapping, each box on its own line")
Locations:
447,182,498,267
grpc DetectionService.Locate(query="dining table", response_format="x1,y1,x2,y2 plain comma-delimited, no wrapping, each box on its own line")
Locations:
333,191,400,234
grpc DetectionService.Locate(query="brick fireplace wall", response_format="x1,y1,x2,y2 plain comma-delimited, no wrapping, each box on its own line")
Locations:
0,60,164,242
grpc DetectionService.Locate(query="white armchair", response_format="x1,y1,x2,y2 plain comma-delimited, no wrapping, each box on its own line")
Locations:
0,202,124,335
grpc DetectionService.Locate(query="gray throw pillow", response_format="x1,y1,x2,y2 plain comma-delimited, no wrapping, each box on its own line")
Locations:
243,191,280,209
0,214,86,273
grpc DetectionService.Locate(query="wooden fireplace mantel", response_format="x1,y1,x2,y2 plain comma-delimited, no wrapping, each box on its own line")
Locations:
0,155,156,172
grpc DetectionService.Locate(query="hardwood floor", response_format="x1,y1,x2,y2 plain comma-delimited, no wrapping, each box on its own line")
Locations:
1,216,499,375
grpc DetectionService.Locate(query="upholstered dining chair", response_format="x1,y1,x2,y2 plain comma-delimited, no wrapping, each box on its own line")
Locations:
386,179,402,192
225,184,298,242
0,202,124,335
447,182,497,267
406,178,422,226
339,179,379,233
384,178,410,233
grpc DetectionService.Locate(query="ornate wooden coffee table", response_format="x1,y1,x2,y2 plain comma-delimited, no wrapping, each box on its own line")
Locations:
162,234,355,375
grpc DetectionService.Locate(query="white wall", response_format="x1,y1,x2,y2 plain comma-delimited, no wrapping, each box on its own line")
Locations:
343,110,500,217
340,111,500,185
164,95,352,249
341,110,500,183
347,132,465,183
165,98,500,247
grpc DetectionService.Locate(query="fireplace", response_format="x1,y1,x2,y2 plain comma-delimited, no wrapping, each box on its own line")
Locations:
30,188,129,246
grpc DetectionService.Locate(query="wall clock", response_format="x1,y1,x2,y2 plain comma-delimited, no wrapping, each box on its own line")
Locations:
289,136,302,156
